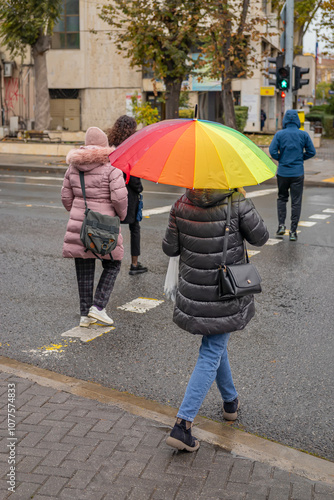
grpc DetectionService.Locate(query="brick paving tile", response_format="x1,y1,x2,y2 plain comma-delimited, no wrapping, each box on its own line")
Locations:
65,444,96,462
29,496,59,500
15,455,44,473
314,483,334,495
33,465,75,478
8,481,40,499
268,485,291,499
15,471,47,484
39,449,71,467
37,476,69,496
89,439,117,457
66,469,96,489
14,446,49,458
59,488,105,500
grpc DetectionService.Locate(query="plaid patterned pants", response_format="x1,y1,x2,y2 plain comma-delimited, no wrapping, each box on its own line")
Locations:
75,258,121,316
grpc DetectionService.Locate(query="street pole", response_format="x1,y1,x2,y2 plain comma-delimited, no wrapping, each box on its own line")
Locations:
285,0,294,111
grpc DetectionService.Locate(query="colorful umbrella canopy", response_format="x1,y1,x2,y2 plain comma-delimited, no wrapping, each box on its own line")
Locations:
108,118,277,189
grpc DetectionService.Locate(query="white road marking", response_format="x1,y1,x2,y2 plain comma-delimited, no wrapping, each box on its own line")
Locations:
298,221,317,227
246,188,277,198
265,238,281,245
309,214,331,220
118,297,164,314
247,250,261,257
61,324,115,342
143,206,173,216
322,208,334,213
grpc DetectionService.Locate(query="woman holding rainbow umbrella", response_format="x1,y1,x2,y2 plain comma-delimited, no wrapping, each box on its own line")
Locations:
109,111,274,451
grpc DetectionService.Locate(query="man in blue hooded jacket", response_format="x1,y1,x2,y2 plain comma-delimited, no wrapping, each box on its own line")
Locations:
269,109,316,241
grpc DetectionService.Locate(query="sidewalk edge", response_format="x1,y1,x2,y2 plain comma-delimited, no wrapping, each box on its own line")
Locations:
0,356,333,485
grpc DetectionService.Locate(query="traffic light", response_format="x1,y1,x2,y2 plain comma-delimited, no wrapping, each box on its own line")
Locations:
277,66,290,91
281,91,286,99
268,55,284,88
294,66,309,91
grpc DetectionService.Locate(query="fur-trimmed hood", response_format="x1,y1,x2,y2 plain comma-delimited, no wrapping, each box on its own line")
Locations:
66,145,115,172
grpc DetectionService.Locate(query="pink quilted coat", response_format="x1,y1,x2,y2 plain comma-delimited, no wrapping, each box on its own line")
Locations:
61,145,128,260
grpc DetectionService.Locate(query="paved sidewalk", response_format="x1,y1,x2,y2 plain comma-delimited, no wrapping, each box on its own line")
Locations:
0,363,333,500
0,139,333,187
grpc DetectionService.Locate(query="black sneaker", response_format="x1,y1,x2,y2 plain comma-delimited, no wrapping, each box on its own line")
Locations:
276,224,286,237
223,397,240,421
129,262,148,275
166,419,200,452
289,231,297,241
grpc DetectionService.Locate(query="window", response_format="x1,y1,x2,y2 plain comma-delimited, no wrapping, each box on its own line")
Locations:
51,0,80,49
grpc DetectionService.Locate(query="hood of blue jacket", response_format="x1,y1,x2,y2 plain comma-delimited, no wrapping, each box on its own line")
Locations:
283,109,300,129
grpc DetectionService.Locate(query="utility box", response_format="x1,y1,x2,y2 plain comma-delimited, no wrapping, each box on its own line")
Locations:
297,111,305,130
3,62,13,77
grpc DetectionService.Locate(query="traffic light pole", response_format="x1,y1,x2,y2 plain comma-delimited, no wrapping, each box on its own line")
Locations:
285,0,294,111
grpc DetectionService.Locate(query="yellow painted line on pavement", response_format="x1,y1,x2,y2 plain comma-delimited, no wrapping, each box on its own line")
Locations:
323,177,334,183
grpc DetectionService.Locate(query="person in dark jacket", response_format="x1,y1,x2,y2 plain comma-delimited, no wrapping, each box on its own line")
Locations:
269,109,316,241
260,109,266,131
107,116,148,275
162,188,269,451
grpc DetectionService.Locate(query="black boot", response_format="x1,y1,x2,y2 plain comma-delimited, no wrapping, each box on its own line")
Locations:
166,418,200,452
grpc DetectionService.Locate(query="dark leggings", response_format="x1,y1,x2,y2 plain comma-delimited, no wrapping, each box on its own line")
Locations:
277,175,304,232
129,220,140,257
75,258,121,316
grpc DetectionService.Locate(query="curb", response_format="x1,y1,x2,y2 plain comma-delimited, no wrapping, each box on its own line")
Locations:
0,356,333,486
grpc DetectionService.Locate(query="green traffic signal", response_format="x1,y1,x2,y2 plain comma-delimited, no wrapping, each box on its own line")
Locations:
277,66,290,91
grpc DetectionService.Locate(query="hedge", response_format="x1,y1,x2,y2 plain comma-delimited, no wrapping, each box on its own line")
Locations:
234,106,249,133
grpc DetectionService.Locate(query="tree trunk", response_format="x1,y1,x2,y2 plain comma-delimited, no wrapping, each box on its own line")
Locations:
222,80,236,129
164,78,182,119
32,34,51,130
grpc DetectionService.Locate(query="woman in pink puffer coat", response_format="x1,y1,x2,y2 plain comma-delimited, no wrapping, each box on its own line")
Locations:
61,127,128,328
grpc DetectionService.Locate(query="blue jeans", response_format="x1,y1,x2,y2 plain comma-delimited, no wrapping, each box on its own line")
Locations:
177,333,238,422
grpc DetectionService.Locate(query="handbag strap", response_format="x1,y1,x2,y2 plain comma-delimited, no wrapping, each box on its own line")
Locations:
79,171,89,213
221,192,249,267
221,195,232,266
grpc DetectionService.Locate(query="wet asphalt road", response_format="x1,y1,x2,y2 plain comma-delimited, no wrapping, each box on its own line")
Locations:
0,170,333,461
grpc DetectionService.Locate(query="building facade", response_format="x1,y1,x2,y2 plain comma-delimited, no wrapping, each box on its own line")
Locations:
0,0,305,134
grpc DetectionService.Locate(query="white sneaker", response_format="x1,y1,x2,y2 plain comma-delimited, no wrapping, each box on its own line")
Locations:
79,316,97,328
88,306,114,325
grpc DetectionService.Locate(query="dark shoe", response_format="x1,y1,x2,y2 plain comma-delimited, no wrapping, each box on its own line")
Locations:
223,397,240,421
276,224,286,237
129,262,148,275
289,231,297,241
166,418,200,452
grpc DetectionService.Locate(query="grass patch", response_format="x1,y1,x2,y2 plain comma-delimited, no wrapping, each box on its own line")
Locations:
245,134,274,146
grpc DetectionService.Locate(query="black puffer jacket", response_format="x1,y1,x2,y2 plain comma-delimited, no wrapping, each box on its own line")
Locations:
162,189,269,336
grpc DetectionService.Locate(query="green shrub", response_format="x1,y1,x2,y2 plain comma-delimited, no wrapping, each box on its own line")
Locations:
304,112,324,122
310,105,327,113
179,108,194,119
234,106,248,133
322,114,334,138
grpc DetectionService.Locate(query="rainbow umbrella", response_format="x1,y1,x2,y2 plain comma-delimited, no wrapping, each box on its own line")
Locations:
108,118,276,189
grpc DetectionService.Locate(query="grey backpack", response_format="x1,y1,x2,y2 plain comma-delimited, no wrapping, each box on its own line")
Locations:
79,171,120,259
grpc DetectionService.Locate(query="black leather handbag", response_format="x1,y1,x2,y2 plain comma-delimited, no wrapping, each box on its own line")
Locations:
218,195,262,300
